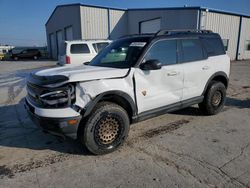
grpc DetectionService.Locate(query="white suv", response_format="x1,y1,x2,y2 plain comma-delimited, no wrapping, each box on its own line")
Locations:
58,40,111,65
25,30,230,155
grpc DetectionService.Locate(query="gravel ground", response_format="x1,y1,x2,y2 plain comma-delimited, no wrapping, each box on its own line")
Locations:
0,60,249,188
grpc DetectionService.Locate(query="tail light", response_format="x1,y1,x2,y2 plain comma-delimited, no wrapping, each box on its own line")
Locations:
66,55,71,64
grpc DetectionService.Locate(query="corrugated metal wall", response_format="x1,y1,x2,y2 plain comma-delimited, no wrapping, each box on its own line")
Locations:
80,6,109,39
238,17,250,60
46,5,82,59
109,10,128,39
127,9,199,34
201,11,240,60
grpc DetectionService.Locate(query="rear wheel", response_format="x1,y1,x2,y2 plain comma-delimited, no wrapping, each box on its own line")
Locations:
79,102,130,155
199,81,226,115
33,56,38,60
14,56,18,61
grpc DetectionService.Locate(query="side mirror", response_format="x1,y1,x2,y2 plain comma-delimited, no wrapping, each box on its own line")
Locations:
140,59,162,70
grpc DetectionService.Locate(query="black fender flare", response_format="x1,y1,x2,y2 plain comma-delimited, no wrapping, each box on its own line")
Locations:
202,71,229,95
83,90,137,118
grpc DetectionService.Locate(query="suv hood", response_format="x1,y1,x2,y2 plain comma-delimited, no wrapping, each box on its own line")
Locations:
35,65,129,83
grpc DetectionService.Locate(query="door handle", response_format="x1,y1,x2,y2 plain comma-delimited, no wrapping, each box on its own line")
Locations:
167,71,178,76
202,66,210,70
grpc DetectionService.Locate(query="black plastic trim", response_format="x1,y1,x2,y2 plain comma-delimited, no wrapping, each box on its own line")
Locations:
202,71,229,95
132,96,204,123
83,90,137,117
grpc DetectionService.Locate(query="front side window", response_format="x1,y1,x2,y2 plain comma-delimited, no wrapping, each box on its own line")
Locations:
89,37,150,68
70,44,90,54
93,42,109,53
144,39,177,65
180,39,205,62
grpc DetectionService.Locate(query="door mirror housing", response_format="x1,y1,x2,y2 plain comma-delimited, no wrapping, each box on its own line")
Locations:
140,59,162,70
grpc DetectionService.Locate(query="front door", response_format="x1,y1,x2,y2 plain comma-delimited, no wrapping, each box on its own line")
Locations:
134,39,184,114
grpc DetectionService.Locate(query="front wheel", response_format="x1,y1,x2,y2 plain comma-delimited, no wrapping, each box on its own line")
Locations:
79,102,130,155
33,56,38,60
199,81,226,115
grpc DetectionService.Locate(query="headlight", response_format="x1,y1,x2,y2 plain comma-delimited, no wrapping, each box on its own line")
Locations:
39,84,75,108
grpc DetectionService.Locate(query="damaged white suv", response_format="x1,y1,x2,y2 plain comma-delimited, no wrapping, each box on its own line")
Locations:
25,30,230,155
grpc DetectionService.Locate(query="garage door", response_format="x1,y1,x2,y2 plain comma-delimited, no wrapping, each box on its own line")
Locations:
49,33,56,59
65,26,73,41
56,30,63,58
140,18,161,34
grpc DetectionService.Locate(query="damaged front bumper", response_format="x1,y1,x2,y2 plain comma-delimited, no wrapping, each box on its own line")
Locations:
25,98,82,139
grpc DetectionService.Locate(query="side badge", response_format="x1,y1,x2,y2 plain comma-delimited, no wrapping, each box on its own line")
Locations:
142,91,147,96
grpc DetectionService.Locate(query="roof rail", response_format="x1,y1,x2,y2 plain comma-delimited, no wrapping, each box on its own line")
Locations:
65,39,110,42
155,29,213,36
119,33,154,39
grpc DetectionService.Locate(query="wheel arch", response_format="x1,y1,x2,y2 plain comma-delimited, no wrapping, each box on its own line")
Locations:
202,71,229,95
82,90,137,121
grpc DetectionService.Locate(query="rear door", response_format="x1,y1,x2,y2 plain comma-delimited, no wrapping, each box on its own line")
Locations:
179,38,213,100
134,39,184,113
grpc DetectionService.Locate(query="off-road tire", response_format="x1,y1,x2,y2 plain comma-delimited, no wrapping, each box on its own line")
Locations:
199,81,226,115
79,102,130,155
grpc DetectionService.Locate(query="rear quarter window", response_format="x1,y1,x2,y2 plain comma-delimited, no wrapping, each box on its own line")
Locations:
180,39,206,63
201,37,225,56
70,44,90,54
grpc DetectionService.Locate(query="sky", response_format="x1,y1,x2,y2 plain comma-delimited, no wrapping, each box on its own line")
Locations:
0,0,250,46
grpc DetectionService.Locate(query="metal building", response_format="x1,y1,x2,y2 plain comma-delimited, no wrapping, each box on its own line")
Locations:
46,3,250,60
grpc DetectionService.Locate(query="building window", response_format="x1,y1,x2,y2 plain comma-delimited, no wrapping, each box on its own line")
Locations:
222,39,229,51
246,40,250,51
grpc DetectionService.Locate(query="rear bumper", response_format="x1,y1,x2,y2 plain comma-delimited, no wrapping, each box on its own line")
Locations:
24,99,81,139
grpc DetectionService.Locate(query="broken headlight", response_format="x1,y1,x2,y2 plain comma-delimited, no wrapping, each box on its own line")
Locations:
40,84,75,108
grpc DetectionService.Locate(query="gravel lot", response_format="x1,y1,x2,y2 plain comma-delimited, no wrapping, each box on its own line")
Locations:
0,60,249,188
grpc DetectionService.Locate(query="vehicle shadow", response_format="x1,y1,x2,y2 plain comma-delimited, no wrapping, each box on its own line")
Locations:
225,97,250,109
171,97,250,116
0,98,90,155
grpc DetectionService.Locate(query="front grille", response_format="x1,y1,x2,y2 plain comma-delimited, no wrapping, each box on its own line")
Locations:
26,82,50,107
26,81,75,108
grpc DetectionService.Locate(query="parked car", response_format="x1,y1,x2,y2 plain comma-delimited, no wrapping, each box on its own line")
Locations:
58,40,111,65
11,48,41,60
25,30,230,155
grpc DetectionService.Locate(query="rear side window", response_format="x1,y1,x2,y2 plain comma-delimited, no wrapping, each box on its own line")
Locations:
201,37,225,56
70,44,90,54
93,42,109,53
180,39,205,63
144,39,177,65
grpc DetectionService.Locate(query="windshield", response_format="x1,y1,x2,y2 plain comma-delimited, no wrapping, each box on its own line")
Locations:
89,37,150,68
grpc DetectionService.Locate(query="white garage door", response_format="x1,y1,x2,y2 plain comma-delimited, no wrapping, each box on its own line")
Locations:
65,26,73,41
140,18,161,34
